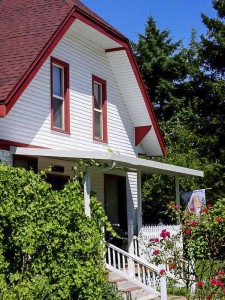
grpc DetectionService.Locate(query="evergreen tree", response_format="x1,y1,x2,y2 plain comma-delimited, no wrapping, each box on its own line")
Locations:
132,16,187,121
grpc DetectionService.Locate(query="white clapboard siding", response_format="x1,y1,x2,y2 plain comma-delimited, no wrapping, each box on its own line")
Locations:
0,23,136,157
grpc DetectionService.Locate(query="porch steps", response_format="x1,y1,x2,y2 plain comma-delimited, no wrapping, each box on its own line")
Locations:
107,270,160,300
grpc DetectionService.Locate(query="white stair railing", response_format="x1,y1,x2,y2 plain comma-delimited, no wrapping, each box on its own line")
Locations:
106,242,166,298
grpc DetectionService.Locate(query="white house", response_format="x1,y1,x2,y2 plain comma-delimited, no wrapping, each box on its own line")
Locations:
0,1,203,297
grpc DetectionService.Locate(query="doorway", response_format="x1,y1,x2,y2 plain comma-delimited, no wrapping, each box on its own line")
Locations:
104,174,127,233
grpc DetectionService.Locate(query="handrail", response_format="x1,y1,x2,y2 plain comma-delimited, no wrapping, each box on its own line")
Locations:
105,242,167,298
107,242,160,273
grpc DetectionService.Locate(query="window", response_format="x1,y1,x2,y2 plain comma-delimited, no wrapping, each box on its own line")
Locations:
92,75,107,142
51,57,70,133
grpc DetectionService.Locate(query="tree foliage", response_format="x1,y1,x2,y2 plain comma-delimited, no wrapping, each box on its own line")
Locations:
0,162,121,300
133,1,225,223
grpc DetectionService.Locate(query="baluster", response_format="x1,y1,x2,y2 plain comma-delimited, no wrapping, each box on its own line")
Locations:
152,271,156,289
147,268,150,286
112,249,116,268
108,247,111,266
117,252,121,270
137,262,141,281
142,266,146,284
122,254,126,272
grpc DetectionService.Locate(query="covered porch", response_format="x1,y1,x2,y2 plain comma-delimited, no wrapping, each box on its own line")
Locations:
11,147,204,235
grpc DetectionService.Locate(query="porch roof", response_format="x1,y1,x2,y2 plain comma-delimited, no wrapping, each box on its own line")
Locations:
11,147,204,177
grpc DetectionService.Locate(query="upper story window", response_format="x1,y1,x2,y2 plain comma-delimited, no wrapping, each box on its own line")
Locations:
92,75,107,142
51,57,70,134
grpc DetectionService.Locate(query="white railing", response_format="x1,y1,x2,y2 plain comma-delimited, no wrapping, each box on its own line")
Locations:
106,242,167,298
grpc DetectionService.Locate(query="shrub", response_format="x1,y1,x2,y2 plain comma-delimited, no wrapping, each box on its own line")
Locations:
0,162,116,299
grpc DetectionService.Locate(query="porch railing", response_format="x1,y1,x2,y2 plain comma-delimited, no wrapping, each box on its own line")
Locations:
105,242,166,298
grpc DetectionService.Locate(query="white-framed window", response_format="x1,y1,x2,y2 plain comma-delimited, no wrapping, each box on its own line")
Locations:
51,57,70,133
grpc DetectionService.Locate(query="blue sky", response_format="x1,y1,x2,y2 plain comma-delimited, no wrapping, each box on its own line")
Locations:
81,0,217,46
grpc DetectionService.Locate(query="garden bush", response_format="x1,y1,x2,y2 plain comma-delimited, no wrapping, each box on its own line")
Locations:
0,162,119,299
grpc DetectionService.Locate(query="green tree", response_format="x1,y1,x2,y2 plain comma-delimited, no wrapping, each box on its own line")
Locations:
132,16,187,121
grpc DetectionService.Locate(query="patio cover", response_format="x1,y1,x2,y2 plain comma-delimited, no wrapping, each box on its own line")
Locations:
11,147,204,178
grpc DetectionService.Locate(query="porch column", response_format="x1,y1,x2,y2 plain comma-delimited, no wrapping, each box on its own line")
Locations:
84,173,91,217
137,169,142,233
175,176,180,224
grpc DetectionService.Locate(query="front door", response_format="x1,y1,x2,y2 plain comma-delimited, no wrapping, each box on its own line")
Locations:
104,174,127,233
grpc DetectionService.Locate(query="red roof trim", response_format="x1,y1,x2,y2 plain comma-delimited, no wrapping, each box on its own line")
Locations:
125,45,166,156
3,8,76,115
105,47,126,53
0,139,46,151
135,126,152,146
0,105,6,117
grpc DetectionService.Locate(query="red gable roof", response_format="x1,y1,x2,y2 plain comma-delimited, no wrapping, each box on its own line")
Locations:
0,0,166,155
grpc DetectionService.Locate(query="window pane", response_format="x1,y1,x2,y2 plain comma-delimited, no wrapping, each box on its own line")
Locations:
53,97,63,129
53,65,63,97
94,82,102,110
94,110,102,139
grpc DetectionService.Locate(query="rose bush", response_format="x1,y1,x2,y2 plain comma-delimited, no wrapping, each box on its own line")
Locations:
145,201,225,299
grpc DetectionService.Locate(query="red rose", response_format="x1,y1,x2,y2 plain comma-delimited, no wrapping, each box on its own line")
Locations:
197,281,204,287
153,250,160,255
217,217,222,223
210,279,217,285
203,207,209,213
190,207,195,212
155,238,159,243
185,229,191,234
149,238,154,243
192,221,198,226
207,204,212,207
216,281,223,286
160,269,166,275
174,205,179,210
169,264,176,270
219,270,225,275
207,296,212,299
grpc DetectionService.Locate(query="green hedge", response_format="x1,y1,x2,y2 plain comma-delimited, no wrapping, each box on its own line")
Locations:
0,162,119,299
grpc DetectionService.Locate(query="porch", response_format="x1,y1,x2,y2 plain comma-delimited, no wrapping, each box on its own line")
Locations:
10,147,203,299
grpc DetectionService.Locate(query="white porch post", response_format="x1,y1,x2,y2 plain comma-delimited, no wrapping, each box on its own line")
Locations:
128,219,135,276
175,176,180,224
137,169,142,233
84,173,91,217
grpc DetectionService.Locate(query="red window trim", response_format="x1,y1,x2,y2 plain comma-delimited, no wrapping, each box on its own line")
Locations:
51,57,70,134
92,75,107,143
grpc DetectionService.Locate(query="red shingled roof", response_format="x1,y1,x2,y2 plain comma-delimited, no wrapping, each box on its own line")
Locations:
0,0,125,102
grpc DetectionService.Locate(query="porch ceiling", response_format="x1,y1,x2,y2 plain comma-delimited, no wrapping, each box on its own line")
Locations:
11,147,204,178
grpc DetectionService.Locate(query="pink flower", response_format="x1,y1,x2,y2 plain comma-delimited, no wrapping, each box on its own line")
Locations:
185,229,191,234
160,269,166,275
210,279,217,285
169,264,176,270
190,207,195,212
216,281,223,286
203,207,209,213
197,281,204,287
192,221,198,226
174,205,179,210
160,229,170,239
217,217,222,223
155,238,159,243
153,249,160,255
219,270,225,275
